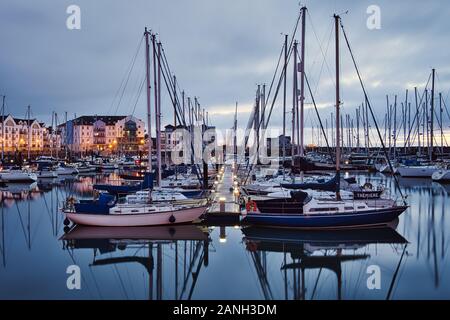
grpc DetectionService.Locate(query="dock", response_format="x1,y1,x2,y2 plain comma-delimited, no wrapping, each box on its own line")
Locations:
206,165,240,221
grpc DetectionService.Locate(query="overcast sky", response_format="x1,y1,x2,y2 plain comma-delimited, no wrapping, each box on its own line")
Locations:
1,0,449,143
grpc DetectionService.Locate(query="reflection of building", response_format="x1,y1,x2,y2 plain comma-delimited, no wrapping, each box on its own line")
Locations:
0,115,60,154
59,115,145,154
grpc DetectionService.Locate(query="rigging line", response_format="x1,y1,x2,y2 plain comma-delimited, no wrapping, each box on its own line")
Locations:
386,244,408,300
297,50,333,160
264,42,285,107
339,19,405,203
113,35,144,116
126,58,145,113
108,35,144,115
402,75,431,148
307,10,336,90
157,44,202,184
312,21,334,96
14,202,30,248
160,45,188,124
263,5,302,107
130,76,146,117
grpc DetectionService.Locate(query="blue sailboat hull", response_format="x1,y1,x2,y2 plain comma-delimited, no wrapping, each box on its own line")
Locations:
242,206,407,229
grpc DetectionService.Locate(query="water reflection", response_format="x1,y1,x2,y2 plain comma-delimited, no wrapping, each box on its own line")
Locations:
0,173,449,299
61,225,210,300
242,225,407,300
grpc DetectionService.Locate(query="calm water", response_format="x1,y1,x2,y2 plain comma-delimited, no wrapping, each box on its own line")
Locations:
0,173,449,300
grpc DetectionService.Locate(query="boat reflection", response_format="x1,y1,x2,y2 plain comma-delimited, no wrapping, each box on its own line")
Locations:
242,222,408,300
61,224,210,300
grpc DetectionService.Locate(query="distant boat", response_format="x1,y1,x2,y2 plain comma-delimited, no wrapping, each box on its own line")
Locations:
432,168,450,183
0,167,37,183
396,165,439,178
93,172,154,195
55,163,79,175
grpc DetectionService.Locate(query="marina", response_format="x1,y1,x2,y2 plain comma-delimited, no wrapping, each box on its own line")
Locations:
0,171,449,299
1,0,450,304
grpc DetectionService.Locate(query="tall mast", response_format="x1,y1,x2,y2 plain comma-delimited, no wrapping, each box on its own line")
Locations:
393,95,397,160
1,95,5,163
405,89,408,154
415,87,420,155
144,28,152,173
27,105,31,162
334,14,341,200
152,36,162,186
356,107,360,152
440,92,443,155
65,111,68,159
299,6,307,157
282,34,288,171
234,102,238,165
430,68,435,161
292,41,298,162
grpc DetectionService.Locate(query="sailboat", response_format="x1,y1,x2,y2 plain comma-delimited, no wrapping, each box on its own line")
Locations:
61,28,210,227
0,166,38,183
241,13,407,230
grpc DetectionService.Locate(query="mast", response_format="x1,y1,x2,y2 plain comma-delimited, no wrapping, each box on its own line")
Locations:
152,38,162,186
282,34,288,172
425,89,429,158
430,68,435,161
234,102,238,165
334,14,341,200
292,41,298,162
440,92,443,156
393,95,397,160
1,95,5,163
27,105,31,162
356,107,360,152
405,89,408,154
299,6,307,157
65,111,68,159
144,28,152,173
415,87,420,155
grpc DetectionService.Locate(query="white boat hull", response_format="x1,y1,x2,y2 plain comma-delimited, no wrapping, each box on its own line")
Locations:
397,166,438,178
65,205,208,227
0,171,38,182
432,169,450,183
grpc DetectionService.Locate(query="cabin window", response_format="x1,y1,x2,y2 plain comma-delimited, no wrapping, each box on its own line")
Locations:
309,207,338,212
358,206,365,209
344,207,353,210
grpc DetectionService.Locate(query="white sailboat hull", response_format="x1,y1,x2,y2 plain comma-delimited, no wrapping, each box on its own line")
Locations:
397,166,438,178
65,205,208,227
432,169,450,183
0,171,37,182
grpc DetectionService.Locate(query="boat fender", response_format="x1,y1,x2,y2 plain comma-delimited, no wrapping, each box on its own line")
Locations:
246,241,258,252
63,218,70,226
245,200,257,212
238,196,246,208
169,214,176,223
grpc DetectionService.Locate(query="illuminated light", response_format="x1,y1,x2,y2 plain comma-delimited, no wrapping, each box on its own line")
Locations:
219,197,226,202
214,181,218,185
233,225,240,229
219,237,227,243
